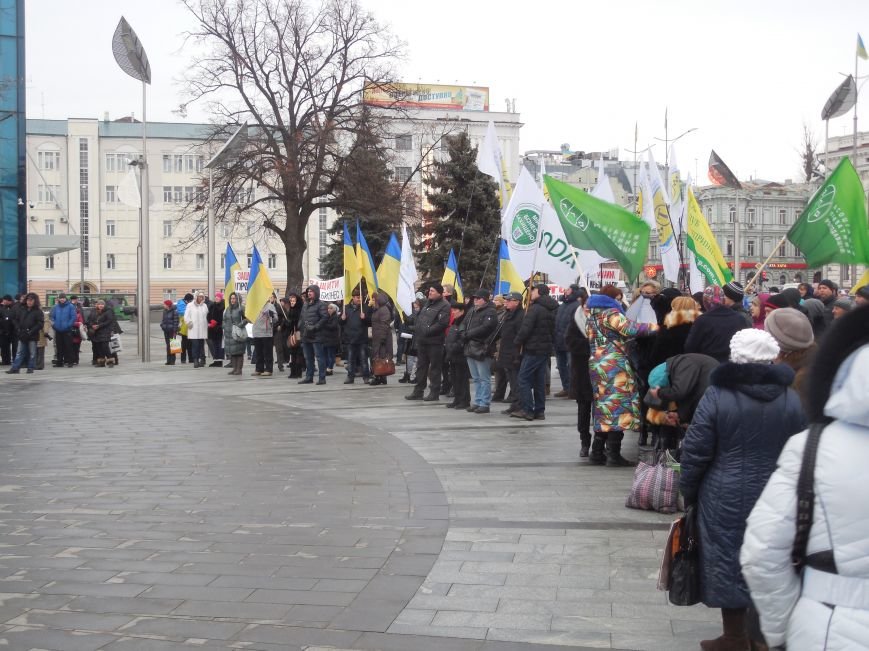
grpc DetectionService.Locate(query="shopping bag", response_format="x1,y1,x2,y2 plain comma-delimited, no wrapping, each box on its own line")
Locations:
109,333,122,353
625,455,679,514
657,517,680,591
169,337,182,355
668,505,701,606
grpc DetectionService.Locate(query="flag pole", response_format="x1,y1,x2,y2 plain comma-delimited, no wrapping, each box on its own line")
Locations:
744,234,788,294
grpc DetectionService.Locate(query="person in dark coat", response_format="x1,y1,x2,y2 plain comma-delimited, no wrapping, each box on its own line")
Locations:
207,294,225,366
5,293,43,374
285,293,305,378
0,294,16,365
298,285,329,384
462,289,499,413
680,329,806,651
85,299,118,368
495,292,525,415
444,302,470,409
565,302,593,457
649,296,699,370
320,303,341,376
406,283,451,401
271,297,290,373
684,285,750,363
223,292,247,376
341,288,372,384
160,300,180,365
814,279,838,332
512,284,559,421
553,284,582,397
369,293,393,385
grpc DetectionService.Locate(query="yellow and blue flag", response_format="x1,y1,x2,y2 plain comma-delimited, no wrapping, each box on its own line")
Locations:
441,248,464,302
343,222,361,300
494,239,525,296
859,34,868,60
224,242,241,308
356,220,378,294
376,232,401,306
244,245,274,322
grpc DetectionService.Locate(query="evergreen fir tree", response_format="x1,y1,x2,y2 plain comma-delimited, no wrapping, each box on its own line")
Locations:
416,132,501,290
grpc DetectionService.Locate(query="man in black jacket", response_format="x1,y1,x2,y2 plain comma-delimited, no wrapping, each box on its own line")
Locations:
6,293,44,374
462,289,499,413
298,285,329,384
553,284,581,397
684,286,750,363
496,292,525,414
512,284,558,420
406,283,450,401
341,288,372,384
0,295,14,365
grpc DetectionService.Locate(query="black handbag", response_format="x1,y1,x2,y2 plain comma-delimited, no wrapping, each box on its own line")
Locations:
668,504,701,606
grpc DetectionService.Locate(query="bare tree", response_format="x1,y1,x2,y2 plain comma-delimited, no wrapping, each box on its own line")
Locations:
179,0,405,291
799,122,823,182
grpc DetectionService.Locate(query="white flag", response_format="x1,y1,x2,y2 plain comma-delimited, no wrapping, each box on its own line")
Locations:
502,167,578,288
397,223,418,316
648,149,680,282
476,120,507,206
118,166,141,208
689,251,705,294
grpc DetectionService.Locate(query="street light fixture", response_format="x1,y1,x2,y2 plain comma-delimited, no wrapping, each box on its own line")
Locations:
112,16,152,362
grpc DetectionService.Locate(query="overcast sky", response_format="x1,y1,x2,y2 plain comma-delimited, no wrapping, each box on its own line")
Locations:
25,0,869,183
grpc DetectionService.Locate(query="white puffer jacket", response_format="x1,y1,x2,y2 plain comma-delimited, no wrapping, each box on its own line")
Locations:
741,344,869,650
184,300,210,340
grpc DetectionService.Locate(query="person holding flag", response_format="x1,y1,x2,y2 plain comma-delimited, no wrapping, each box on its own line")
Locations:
245,246,278,377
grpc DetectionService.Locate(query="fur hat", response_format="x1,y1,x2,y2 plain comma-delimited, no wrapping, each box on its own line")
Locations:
764,308,814,352
730,329,780,364
723,281,745,303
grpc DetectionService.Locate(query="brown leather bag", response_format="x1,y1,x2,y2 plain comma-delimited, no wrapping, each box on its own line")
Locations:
287,330,300,348
371,357,396,376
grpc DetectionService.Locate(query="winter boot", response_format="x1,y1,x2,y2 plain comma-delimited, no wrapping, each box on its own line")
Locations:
605,431,633,467
398,372,410,383
700,609,749,651
165,354,172,366
96,358,106,368
105,358,115,368
588,433,606,465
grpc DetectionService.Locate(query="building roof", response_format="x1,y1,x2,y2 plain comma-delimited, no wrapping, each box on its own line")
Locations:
27,119,214,140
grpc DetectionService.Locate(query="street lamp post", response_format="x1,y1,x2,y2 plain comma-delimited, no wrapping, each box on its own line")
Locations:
112,17,152,362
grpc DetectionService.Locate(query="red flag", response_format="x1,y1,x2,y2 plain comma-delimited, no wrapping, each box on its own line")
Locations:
708,150,742,190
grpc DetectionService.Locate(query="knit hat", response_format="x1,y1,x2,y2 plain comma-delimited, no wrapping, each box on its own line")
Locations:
856,285,869,301
703,285,724,310
723,281,745,303
429,282,444,295
163,299,174,308
730,329,780,364
818,279,839,293
833,297,854,312
764,308,814,352
765,293,790,310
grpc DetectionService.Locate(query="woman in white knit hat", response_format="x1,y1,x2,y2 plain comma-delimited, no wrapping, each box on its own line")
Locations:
679,328,807,651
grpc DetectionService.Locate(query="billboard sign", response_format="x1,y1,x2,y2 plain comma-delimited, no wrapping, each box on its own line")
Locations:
363,82,489,112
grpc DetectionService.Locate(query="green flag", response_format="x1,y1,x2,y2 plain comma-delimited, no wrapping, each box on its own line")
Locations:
788,157,869,267
544,175,650,280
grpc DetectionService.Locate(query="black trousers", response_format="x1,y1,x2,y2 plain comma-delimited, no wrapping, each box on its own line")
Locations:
577,400,592,447
414,342,444,395
254,337,274,373
0,333,13,364
449,356,471,406
506,366,520,412
55,330,73,365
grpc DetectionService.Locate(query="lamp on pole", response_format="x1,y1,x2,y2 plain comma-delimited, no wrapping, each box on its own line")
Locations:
112,16,152,362
205,123,249,299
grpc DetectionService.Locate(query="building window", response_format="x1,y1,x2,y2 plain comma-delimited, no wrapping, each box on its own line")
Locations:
105,153,117,172
779,208,787,225
105,185,117,203
726,239,734,256
220,223,231,238
394,166,412,183
37,184,60,205
173,186,183,203
747,239,756,257
184,186,194,203
195,253,205,270
747,208,756,225
705,206,712,221
44,219,55,236
106,220,116,237
174,155,183,173
794,209,801,223
80,138,90,269
267,254,277,269
395,134,412,151
794,244,801,258
106,254,116,270
246,254,253,267
649,243,658,260
220,254,226,269
162,155,172,173
163,186,172,203
45,255,54,270
185,155,196,173
162,221,173,238
762,238,772,256
163,253,172,269
728,205,736,223
38,150,61,170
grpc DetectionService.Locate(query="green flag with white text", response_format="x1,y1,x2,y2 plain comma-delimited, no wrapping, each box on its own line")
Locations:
788,157,869,268
544,175,650,280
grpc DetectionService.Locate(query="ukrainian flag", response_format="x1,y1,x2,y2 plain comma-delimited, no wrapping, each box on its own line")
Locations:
356,220,378,294
224,242,241,308
494,239,525,296
859,34,868,60
376,232,401,306
244,245,275,322
343,223,361,300
441,248,464,302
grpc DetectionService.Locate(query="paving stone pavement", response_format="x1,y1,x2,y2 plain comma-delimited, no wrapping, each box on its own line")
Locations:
0,327,720,649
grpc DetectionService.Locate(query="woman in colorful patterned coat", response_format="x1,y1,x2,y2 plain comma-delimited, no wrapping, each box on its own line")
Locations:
586,285,658,466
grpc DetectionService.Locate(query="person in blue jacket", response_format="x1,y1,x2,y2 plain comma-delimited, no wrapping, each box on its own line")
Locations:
49,293,78,367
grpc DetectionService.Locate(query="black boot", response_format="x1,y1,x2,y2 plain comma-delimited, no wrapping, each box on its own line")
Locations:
165,355,172,366
606,431,633,467
398,372,410,383
589,433,606,465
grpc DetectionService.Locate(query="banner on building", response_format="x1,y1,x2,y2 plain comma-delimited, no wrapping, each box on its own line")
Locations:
305,277,344,303
363,81,489,111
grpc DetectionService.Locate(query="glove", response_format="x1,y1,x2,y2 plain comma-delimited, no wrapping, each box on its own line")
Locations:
208,319,217,329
